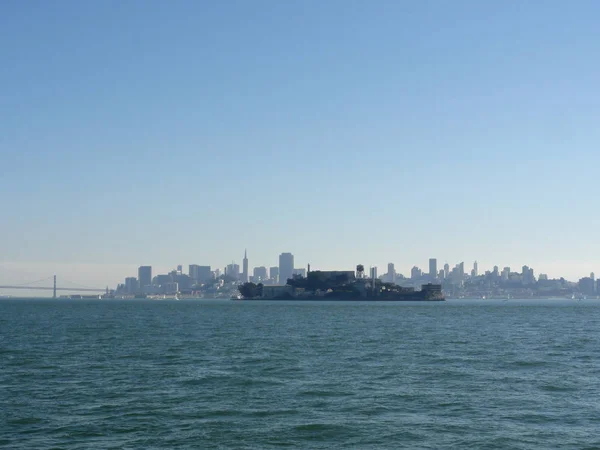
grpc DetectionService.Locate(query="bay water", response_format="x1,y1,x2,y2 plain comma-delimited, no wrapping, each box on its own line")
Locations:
1,299,600,449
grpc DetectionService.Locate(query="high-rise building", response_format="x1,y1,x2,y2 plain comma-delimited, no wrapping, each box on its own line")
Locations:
242,250,249,283
501,267,510,281
579,277,595,295
473,261,478,277
411,266,422,279
125,277,138,294
199,266,212,282
269,266,279,283
176,265,183,275
387,263,396,283
370,267,378,279
438,269,445,279
521,265,535,285
138,266,152,289
492,266,499,278
189,265,212,283
429,258,437,279
253,266,268,281
443,263,449,279
279,253,294,285
226,263,240,280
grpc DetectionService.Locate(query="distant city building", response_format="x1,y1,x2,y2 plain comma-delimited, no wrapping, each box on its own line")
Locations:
538,273,548,281
443,263,449,279
522,265,535,285
163,282,178,294
387,263,396,283
189,265,212,283
175,273,192,290
226,263,240,280
138,266,152,289
125,277,138,294
579,277,595,295
411,266,422,279
189,264,199,279
176,265,183,275
450,263,464,285
370,267,378,280
429,259,437,279
269,266,279,284
253,266,268,282
501,267,510,281
293,268,306,278
279,253,294,285
473,261,478,277
154,274,172,286
242,250,249,283
492,266,499,278
438,269,445,279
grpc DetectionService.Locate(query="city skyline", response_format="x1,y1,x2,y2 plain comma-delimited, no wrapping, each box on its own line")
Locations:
3,248,600,297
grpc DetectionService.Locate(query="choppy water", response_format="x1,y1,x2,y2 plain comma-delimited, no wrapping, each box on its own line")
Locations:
1,299,600,449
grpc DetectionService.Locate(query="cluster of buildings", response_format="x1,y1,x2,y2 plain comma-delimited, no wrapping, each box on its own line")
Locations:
114,251,306,297
112,253,600,299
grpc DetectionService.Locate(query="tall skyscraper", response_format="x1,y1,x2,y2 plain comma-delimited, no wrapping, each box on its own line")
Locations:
429,258,437,279
522,265,534,285
279,253,294,285
125,277,138,294
370,266,378,280
411,266,422,279
387,263,395,283
444,263,449,279
226,263,240,280
473,261,478,277
138,266,152,289
242,250,249,283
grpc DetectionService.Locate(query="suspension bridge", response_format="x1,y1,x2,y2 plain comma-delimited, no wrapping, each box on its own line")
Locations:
0,275,107,298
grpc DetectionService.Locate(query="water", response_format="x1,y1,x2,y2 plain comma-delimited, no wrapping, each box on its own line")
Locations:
2,299,600,449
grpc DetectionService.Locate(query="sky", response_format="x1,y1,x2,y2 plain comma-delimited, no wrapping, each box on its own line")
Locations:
1,0,600,291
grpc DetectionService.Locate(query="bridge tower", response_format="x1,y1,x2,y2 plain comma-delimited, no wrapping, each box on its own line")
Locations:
53,275,57,299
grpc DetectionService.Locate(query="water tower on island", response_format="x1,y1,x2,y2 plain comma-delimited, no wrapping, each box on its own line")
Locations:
356,264,365,279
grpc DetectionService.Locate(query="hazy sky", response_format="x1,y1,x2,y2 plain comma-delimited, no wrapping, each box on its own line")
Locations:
2,0,600,290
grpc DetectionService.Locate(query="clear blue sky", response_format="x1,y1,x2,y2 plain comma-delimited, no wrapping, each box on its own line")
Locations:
1,0,600,287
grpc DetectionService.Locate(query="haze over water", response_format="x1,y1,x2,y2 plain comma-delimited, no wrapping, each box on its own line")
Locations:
2,298,600,449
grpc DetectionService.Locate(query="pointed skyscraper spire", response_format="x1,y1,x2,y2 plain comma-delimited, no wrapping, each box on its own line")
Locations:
242,249,249,282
